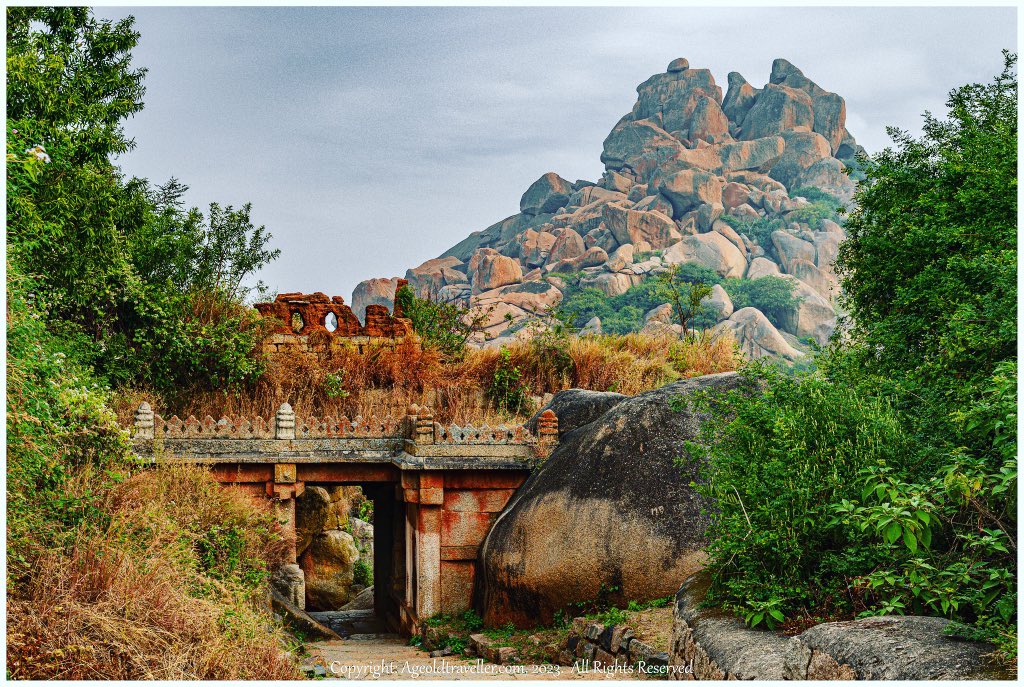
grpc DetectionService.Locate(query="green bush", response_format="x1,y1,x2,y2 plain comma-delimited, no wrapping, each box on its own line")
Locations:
353,559,374,587
719,214,784,251
684,56,1017,661
488,349,532,413
7,9,278,400
680,363,913,623
6,267,134,579
395,285,487,359
559,264,721,335
721,276,800,329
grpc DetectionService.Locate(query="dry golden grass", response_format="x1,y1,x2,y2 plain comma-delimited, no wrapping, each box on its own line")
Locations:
6,465,299,680
118,331,739,427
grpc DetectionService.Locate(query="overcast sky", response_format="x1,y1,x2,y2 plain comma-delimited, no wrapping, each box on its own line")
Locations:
97,6,1015,303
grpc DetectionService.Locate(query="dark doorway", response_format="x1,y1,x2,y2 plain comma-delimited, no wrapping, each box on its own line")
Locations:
294,481,403,636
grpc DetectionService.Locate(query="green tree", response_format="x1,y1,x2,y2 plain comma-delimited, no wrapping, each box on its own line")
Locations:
394,285,491,358
837,51,1017,436
686,54,1017,660
657,263,713,338
7,8,280,397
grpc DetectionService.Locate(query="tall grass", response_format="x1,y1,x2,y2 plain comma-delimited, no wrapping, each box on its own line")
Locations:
6,465,299,680
118,331,740,426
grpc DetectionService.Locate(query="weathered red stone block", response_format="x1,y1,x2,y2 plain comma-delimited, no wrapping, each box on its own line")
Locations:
441,545,479,561
440,561,475,614
441,511,495,547
443,472,529,489
443,488,517,513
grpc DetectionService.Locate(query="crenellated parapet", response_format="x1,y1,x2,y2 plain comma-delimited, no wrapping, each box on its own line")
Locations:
129,402,558,464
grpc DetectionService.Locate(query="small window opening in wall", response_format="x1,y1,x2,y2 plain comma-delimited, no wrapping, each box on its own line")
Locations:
325,312,338,332
291,311,304,333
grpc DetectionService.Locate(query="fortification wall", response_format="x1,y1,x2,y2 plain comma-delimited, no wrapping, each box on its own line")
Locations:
254,280,416,354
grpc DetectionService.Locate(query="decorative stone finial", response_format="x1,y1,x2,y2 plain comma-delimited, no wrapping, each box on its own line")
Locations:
134,402,154,440
414,406,434,445
275,402,296,440
537,409,559,448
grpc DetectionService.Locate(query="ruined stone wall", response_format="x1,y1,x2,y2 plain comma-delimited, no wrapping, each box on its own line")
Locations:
559,618,671,675
254,282,417,355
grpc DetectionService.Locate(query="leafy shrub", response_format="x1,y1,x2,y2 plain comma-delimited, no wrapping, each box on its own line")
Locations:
685,56,1018,662
721,276,800,328
559,265,721,335
7,9,279,399
488,349,532,413
395,284,490,359
6,267,133,578
719,214,785,252
681,363,914,623
353,559,374,587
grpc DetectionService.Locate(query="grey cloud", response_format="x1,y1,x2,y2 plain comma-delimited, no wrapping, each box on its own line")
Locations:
96,6,1015,301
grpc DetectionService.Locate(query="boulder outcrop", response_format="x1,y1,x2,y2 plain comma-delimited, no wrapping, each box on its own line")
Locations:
351,277,400,324
378,56,861,359
669,572,1008,680
478,373,747,627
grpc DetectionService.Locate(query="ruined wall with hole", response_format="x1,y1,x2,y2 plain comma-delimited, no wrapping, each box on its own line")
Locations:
254,281,418,355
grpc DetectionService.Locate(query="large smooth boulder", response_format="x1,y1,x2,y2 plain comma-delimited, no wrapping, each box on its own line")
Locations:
768,131,833,190
296,486,332,556
302,529,361,610
546,246,607,274
521,172,573,216
689,96,730,143
746,256,782,280
405,256,465,298
604,243,635,273
721,72,758,125
351,277,400,324
704,284,734,322
340,586,375,612
740,83,814,140
713,307,804,361
664,232,746,279
777,276,837,345
473,280,563,313
812,230,841,273
272,563,306,610
603,203,680,249
469,248,523,294
811,92,847,155
601,118,685,174
796,616,1007,680
658,170,725,216
478,373,747,627
632,65,723,135
796,158,856,203
579,271,635,297
527,389,628,435
771,230,816,273
788,258,838,303
511,228,557,268
547,227,586,264
670,571,1006,680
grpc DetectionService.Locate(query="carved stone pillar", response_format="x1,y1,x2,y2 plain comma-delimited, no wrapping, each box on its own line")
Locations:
133,402,154,440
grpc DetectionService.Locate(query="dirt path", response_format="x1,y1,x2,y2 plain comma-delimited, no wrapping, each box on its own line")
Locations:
307,636,641,680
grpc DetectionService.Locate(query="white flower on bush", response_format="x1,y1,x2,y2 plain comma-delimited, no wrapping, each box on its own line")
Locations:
24,144,50,163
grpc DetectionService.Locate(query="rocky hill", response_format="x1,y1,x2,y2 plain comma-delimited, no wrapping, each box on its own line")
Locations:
353,57,865,359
